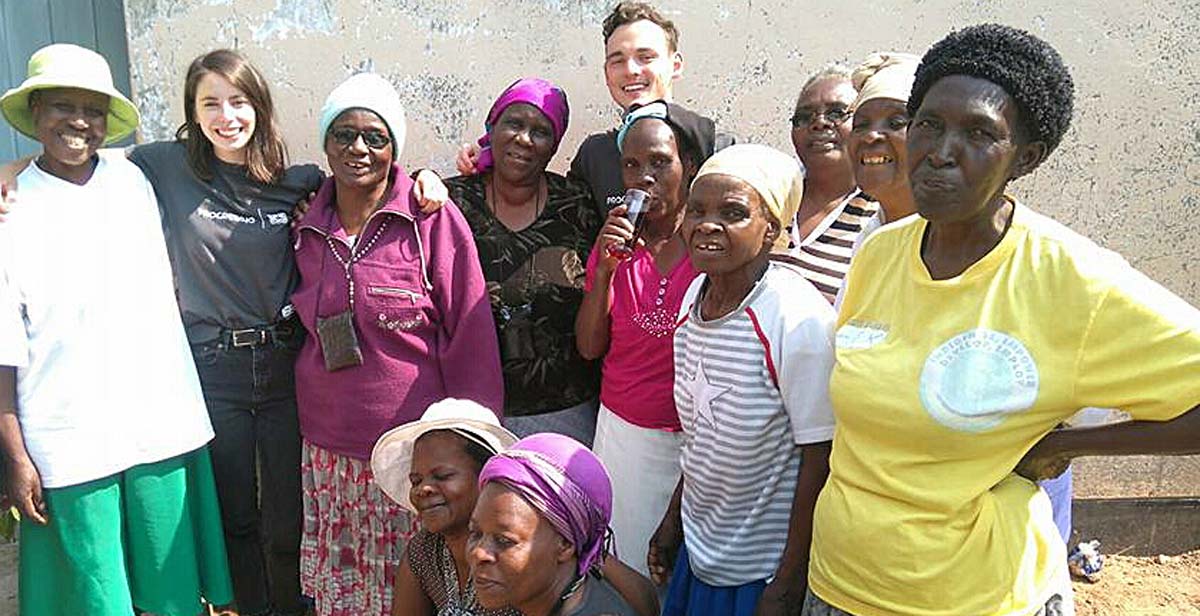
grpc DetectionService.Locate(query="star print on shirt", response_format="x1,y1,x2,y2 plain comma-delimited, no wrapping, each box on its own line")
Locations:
689,359,731,431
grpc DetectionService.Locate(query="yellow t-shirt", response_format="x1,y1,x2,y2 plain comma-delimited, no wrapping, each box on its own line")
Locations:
809,201,1200,616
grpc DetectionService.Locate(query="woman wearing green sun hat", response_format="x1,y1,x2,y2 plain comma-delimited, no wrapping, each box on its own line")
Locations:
0,43,233,616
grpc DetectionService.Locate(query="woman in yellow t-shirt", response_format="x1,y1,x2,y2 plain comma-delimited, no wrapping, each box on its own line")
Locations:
804,24,1200,616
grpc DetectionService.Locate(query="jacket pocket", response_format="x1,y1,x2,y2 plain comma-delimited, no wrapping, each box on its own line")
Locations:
366,285,423,304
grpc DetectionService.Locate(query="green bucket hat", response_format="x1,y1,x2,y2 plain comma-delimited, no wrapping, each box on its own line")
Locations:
0,43,139,145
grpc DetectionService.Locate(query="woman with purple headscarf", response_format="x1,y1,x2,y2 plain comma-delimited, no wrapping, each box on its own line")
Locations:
445,78,603,445
468,433,640,616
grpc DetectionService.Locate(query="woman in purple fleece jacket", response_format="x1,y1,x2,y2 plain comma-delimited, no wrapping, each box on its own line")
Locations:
291,73,503,616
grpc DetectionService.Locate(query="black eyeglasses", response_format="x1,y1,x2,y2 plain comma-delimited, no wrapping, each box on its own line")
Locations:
791,106,851,128
329,127,391,150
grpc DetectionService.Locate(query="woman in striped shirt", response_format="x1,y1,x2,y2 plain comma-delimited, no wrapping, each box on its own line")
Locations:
786,65,877,302
653,145,836,616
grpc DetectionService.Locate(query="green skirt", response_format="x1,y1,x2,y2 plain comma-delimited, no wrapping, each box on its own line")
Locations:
19,447,233,616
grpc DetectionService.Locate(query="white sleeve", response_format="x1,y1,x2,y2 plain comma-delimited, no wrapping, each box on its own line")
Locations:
0,229,29,369
677,274,706,323
773,289,837,445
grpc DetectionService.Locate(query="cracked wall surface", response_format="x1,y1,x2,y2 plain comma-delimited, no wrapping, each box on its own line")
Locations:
124,0,1199,306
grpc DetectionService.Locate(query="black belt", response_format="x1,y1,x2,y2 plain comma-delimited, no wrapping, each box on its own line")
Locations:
220,318,299,348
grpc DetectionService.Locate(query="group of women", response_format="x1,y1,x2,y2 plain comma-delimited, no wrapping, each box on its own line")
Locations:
1,9,1198,616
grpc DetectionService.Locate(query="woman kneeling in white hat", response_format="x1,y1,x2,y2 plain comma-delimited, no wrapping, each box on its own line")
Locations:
0,44,232,616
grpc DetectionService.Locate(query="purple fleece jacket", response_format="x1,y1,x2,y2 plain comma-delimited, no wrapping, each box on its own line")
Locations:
292,164,503,460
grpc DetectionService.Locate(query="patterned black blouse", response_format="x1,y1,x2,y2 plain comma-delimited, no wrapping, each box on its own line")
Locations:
408,530,520,616
446,172,602,416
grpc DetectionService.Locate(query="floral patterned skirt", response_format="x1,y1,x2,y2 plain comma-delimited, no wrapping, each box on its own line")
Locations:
300,439,417,616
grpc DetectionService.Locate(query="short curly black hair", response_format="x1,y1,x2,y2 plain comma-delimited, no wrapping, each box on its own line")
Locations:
908,23,1075,156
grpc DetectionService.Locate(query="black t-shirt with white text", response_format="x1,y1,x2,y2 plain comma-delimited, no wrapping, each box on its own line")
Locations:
129,141,323,343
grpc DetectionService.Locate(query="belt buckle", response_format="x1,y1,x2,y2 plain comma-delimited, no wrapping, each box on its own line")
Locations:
230,328,267,347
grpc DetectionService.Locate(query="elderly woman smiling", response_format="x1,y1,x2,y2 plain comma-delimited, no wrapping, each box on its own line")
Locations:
805,25,1200,616
786,65,876,302
292,73,502,615
0,44,231,615
445,78,602,444
844,53,920,245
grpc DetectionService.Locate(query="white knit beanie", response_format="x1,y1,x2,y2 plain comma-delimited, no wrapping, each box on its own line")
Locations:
318,72,406,156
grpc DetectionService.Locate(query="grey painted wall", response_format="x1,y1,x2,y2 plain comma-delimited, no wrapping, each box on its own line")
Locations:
120,0,1199,308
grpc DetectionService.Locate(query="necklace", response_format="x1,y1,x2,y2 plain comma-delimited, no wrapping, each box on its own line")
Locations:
323,218,390,310
548,574,587,616
487,175,544,232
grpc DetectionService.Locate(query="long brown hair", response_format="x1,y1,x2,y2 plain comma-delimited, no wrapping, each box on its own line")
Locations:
176,49,287,184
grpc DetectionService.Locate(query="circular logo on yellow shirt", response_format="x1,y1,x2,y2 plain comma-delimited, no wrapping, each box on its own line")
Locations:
919,328,1039,432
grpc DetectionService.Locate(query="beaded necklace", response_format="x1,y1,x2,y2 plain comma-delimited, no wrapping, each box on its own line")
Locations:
323,217,391,310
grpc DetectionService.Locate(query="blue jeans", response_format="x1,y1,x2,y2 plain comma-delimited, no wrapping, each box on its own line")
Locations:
191,326,304,616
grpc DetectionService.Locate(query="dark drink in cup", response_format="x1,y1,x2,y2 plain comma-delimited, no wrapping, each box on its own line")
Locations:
606,188,650,259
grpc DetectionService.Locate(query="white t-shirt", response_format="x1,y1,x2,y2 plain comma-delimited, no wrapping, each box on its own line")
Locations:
672,261,837,585
0,153,213,489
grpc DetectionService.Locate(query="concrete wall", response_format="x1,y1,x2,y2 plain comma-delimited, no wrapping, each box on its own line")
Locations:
123,0,1200,308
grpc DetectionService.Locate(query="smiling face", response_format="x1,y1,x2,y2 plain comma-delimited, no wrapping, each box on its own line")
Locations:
193,72,257,164
906,75,1041,225
619,119,692,231
848,98,911,198
31,87,108,176
683,173,776,276
604,20,682,111
467,483,573,612
790,77,857,171
491,102,556,185
408,431,483,536
324,108,394,191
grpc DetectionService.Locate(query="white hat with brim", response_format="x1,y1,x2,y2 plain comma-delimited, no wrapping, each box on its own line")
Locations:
0,43,140,145
371,398,517,513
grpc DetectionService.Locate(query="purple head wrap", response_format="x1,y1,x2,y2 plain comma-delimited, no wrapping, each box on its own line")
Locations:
474,77,570,174
477,433,613,577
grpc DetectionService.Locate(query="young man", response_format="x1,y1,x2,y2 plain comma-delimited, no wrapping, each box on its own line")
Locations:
458,2,732,217
569,1,686,215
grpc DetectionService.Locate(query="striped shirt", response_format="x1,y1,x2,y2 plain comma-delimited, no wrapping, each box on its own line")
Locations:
672,262,836,586
788,189,878,303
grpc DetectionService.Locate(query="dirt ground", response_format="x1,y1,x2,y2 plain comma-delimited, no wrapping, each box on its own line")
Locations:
1074,550,1200,615
0,542,1195,615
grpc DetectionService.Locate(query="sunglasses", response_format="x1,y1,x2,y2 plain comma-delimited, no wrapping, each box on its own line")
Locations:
329,127,391,150
790,106,851,128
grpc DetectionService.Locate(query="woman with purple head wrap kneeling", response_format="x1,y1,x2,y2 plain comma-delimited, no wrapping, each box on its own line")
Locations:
468,434,641,616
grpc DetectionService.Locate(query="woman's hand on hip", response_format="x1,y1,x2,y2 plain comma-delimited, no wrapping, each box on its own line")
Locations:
1015,431,1072,482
